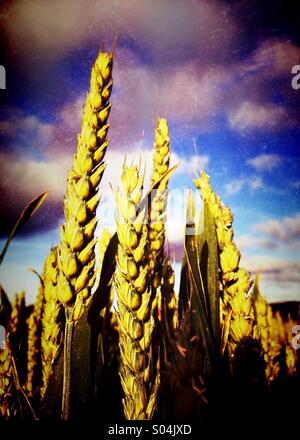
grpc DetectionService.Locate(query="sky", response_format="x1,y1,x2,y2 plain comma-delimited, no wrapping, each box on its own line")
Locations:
0,0,299,304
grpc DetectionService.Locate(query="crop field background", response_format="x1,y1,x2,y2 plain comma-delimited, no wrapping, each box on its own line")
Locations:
0,0,299,433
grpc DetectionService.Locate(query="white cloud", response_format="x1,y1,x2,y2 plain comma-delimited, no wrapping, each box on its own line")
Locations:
157,65,227,128
254,212,300,242
0,114,51,136
225,179,244,196
251,39,300,77
241,254,299,277
236,234,277,251
175,154,210,176
109,48,229,147
0,112,53,148
235,214,300,304
0,105,205,231
249,176,264,190
247,154,282,172
110,42,298,137
1,3,298,146
240,253,300,302
0,151,71,201
259,278,300,303
224,175,265,196
2,0,237,61
236,233,300,255
228,101,285,131
188,155,210,174
237,214,300,261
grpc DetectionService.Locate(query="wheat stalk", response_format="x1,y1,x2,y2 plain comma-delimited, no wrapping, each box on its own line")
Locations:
0,348,16,419
7,291,28,387
7,291,26,340
161,257,178,331
285,342,297,376
115,161,160,420
56,49,113,419
57,49,113,321
148,118,170,290
252,274,283,383
26,273,45,397
194,171,255,358
1,292,26,419
97,228,112,280
0,286,12,328
283,314,297,376
40,247,64,398
26,315,39,398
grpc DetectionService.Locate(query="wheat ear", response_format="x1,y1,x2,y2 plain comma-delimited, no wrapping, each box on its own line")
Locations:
97,228,112,280
194,171,255,358
148,118,170,289
57,50,113,419
40,247,64,398
115,161,160,420
0,348,16,419
161,257,178,331
283,314,297,376
253,282,281,382
1,292,26,419
57,49,113,322
26,271,45,397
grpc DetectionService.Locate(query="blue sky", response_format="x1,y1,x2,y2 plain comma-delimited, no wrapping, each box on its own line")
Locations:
0,0,299,303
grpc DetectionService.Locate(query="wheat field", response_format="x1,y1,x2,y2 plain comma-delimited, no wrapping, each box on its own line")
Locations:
0,48,299,423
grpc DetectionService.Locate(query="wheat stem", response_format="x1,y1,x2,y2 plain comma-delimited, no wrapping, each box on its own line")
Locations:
61,310,74,420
